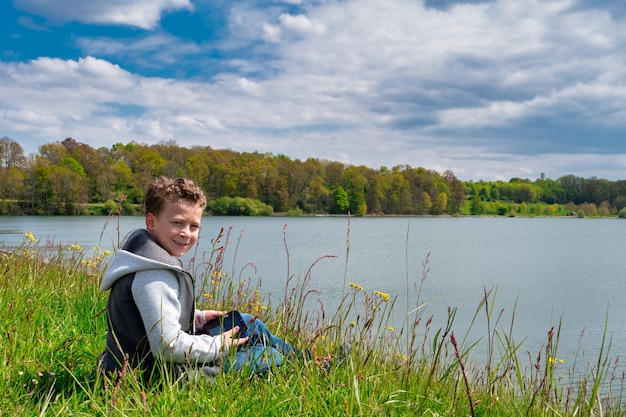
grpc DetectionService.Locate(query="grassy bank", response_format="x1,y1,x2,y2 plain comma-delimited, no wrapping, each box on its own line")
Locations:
1,225,625,416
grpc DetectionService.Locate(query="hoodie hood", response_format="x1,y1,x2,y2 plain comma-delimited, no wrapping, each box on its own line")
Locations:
100,229,186,291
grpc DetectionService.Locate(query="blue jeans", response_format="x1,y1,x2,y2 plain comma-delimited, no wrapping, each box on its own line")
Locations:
223,313,297,374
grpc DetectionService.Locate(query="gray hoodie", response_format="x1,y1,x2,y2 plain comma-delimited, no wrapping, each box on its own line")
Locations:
99,229,225,375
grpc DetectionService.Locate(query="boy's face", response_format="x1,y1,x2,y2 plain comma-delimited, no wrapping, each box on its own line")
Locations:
145,200,203,257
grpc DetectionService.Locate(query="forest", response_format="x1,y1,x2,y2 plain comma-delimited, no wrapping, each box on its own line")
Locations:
1,136,625,218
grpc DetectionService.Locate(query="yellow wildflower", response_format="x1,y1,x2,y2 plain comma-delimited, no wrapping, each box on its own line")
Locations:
349,282,364,291
385,326,395,332
373,290,390,302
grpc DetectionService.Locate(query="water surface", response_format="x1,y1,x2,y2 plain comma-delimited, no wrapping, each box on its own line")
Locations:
2,215,624,375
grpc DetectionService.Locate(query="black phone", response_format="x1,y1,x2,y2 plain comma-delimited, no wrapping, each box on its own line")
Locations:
202,310,248,337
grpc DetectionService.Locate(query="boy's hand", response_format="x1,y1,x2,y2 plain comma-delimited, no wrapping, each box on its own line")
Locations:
223,326,249,347
203,310,227,322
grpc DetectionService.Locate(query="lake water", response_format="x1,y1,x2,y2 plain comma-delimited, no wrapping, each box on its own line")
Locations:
2,215,625,380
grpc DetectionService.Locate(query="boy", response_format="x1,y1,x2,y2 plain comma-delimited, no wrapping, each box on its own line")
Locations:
99,177,297,379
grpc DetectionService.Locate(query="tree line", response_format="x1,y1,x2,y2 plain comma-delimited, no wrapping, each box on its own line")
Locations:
1,136,625,217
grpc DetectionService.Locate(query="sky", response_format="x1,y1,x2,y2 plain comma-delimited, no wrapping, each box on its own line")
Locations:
2,0,626,181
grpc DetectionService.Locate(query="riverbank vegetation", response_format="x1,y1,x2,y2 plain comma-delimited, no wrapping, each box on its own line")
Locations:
2,223,625,416
2,136,626,218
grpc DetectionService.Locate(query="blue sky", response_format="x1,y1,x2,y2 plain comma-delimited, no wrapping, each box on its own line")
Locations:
2,0,626,181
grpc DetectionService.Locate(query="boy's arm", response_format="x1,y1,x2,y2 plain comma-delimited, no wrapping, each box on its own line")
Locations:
132,270,226,365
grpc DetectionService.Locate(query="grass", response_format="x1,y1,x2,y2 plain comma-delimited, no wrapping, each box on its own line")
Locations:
1,219,626,416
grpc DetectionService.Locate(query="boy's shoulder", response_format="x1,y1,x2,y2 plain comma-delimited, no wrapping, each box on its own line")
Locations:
122,229,180,268
100,238,185,291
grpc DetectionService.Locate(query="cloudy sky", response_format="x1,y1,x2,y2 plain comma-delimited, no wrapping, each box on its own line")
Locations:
2,0,626,181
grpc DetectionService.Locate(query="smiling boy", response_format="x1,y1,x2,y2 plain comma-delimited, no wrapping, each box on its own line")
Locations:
99,177,296,380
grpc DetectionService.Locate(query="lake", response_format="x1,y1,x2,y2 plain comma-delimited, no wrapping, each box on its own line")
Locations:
1,215,625,379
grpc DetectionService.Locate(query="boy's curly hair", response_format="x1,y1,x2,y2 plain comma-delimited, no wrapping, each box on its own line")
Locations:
145,177,207,216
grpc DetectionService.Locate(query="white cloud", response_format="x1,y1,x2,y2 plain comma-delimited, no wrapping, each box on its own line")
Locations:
225,4,277,47
76,33,202,65
436,101,529,128
14,0,193,29
266,0,626,139
278,13,326,36
262,22,282,43
1,57,132,128
237,77,263,96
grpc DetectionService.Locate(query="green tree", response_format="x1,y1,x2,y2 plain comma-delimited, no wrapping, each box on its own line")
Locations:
443,170,465,213
332,186,349,213
324,161,345,188
559,175,585,204
61,157,86,177
0,137,26,213
479,186,490,201
208,196,273,216
185,151,212,192
416,191,432,214
364,168,386,215
469,195,483,215
33,158,88,215
584,178,613,206
111,161,135,198
490,186,500,201
0,166,24,214
256,161,289,212
342,166,368,215
307,175,331,213
432,192,447,215
535,178,566,204
60,138,115,202
154,140,193,178
385,168,411,214
38,142,69,164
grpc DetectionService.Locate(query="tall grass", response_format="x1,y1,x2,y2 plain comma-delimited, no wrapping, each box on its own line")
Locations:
1,219,625,416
